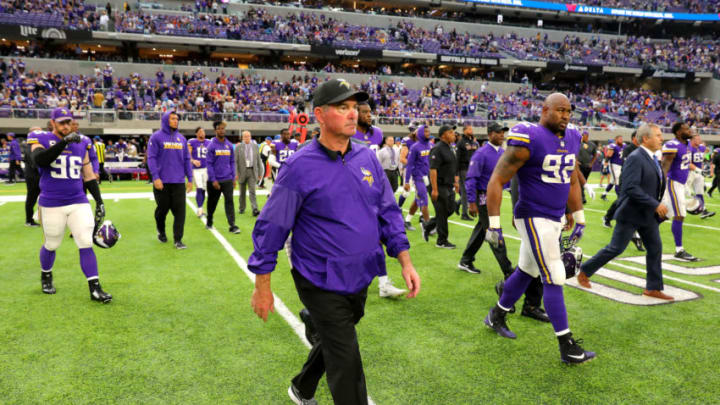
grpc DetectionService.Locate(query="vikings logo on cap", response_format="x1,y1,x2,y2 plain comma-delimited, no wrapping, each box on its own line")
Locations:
337,79,351,89
360,167,374,187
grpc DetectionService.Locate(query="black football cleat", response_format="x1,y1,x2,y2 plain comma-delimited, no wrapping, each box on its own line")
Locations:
484,306,516,339
89,280,112,303
700,210,716,219
41,272,56,294
299,309,320,346
674,249,699,262
632,236,645,252
559,333,596,364
521,306,550,323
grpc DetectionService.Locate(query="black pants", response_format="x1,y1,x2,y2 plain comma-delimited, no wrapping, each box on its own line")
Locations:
259,155,267,187
153,183,186,242
384,169,398,193
206,180,235,228
24,174,40,222
709,175,720,195
461,203,542,308
291,270,368,405
8,159,21,182
461,204,513,276
580,165,592,202
430,185,454,244
99,162,111,183
459,169,468,216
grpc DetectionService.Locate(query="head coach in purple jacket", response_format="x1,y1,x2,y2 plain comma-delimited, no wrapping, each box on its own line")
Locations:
248,79,421,405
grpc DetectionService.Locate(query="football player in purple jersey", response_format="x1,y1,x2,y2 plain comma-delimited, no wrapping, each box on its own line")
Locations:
188,127,211,217
688,134,714,219
600,135,624,201
353,102,383,152
660,122,700,261
404,125,434,240
483,93,595,364
28,108,112,303
398,124,419,229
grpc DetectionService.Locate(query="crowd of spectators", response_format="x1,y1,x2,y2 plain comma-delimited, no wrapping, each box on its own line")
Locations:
0,0,101,30
1,58,718,131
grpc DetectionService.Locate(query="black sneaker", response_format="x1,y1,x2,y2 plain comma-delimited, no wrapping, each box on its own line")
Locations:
41,272,56,294
674,249,699,262
602,216,612,228
229,225,241,234
404,221,416,231
484,306,516,339
457,261,481,274
205,224,213,230
252,209,260,217
288,384,318,405
25,220,40,227
157,233,168,243
558,333,596,364
89,280,112,303
298,309,320,346
700,210,716,219
436,241,456,249
174,241,188,250
600,193,607,201
494,280,515,313
521,306,550,323
632,236,645,252
422,222,431,242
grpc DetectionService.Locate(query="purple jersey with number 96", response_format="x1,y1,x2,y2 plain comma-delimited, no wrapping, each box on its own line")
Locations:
27,131,90,207
506,122,581,220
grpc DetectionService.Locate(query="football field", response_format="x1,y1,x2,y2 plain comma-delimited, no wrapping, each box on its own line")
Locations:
1,181,719,404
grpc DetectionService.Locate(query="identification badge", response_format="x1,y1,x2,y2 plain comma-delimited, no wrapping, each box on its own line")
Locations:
423,176,430,186
246,159,252,167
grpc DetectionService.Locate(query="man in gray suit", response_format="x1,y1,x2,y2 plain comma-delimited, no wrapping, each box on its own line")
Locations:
235,130,263,216
578,123,672,300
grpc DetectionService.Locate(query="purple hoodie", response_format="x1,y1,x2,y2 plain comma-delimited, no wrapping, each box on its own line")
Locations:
147,111,193,184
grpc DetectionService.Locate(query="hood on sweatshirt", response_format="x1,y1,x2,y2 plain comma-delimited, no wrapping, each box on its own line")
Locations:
416,125,428,143
161,110,179,134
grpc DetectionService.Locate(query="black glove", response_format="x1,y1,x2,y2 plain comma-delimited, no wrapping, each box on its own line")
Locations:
64,132,82,143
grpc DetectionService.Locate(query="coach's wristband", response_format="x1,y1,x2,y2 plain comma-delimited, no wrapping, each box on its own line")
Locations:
572,210,586,225
489,216,501,229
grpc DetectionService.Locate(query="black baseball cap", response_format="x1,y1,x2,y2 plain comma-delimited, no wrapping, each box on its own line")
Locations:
312,79,369,108
487,122,509,133
438,125,456,138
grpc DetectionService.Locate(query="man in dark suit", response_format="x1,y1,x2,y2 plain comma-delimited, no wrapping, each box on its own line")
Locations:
577,123,673,300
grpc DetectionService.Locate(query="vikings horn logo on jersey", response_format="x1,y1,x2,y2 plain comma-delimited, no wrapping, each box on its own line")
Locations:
361,167,374,187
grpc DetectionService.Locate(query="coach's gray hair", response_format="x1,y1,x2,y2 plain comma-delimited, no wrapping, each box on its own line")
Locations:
637,123,660,142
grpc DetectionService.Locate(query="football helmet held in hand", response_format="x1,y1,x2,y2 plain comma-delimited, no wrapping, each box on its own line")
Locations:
94,220,121,248
561,237,583,279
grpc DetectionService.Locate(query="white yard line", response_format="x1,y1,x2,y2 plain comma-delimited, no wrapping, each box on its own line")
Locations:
186,198,377,405
404,209,720,294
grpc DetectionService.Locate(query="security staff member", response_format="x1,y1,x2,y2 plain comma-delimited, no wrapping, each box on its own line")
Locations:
578,130,598,204
24,127,42,227
377,135,399,192
455,123,479,220
147,111,193,249
93,136,111,183
429,125,459,249
248,79,420,405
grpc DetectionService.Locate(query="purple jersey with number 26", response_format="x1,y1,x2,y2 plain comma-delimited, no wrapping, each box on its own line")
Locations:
506,122,581,221
27,131,91,207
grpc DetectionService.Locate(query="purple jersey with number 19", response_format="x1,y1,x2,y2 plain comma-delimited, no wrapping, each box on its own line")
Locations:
506,122,581,221
188,138,210,168
27,131,90,207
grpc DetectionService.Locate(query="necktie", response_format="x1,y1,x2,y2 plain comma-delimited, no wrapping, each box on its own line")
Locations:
653,155,662,179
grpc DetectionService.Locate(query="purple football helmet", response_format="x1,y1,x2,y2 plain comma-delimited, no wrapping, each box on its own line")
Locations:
561,236,583,279
94,220,121,248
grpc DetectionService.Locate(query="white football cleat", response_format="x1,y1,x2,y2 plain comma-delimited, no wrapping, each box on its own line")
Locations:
379,279,406,298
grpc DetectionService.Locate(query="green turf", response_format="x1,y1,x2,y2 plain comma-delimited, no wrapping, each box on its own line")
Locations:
1,180,720,404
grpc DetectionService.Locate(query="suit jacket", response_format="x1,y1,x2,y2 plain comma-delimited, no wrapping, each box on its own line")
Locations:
614,148,666,227
234,141,263,181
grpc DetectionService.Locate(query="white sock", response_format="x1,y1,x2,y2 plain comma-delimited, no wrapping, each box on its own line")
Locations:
378,275,388,286
676,246,684,253
405,214,413,222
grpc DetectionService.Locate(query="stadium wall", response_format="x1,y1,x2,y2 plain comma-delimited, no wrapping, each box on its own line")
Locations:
17,57,526,95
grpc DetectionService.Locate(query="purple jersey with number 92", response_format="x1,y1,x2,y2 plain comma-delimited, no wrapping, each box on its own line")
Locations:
506,122,581,220
27,131,90,207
